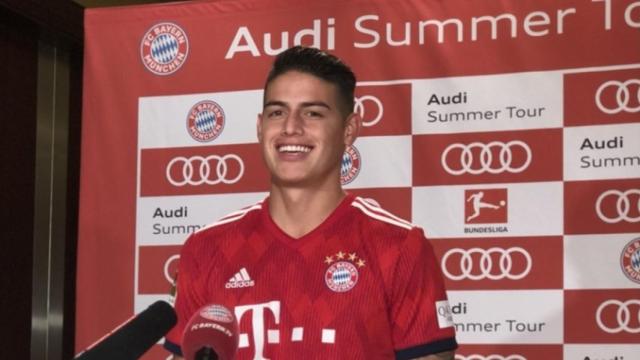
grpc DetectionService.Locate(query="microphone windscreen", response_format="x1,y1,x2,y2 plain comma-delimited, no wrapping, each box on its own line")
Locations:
75,300,177,360
182,304,239,360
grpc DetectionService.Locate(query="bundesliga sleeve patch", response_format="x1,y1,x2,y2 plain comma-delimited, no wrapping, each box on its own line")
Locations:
435,300,455,329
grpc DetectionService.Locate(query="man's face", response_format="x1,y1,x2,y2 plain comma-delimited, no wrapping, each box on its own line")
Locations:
257,70,359,188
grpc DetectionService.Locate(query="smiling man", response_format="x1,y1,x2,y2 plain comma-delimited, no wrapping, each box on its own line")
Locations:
165,46,457,359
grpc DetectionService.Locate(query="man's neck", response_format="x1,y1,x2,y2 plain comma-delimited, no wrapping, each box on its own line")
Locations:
268,185,346,239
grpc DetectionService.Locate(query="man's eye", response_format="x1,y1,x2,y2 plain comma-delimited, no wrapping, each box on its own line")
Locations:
305,111,323,117
268,110,284,118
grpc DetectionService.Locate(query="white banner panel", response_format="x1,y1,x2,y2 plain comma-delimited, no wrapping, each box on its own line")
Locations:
564,123,640,181
343,135,412,189
139,90,262,148
412,71,563,134
134,294,173,314
448,290,563,344
564,344,640,360
136,192,267,246
412,182,563,238
564,233,640,290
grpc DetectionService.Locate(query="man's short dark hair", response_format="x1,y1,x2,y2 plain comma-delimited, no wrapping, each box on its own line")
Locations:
264,46,356,117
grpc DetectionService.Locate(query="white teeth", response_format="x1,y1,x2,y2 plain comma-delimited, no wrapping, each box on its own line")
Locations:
279,145,311,153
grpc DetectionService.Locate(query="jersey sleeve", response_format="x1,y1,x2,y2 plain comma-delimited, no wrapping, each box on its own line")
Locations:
390,227,457,359
164,233,208,356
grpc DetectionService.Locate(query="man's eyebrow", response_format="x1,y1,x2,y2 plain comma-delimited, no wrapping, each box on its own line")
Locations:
263,101,331,109
263,100,287,108
300,101,331,109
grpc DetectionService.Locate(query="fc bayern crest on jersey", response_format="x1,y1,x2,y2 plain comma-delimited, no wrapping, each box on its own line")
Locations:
340,145,361,185
326,262,359,292
324,251,366,292
186,100,226,142
140,22,189,76
621,237,640,284
200,304,234,323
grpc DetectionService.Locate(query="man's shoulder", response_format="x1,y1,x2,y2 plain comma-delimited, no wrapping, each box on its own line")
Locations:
348,196,419,238
189,201,265,241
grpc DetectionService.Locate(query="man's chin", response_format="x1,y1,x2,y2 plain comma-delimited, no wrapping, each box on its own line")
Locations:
271,175,313,189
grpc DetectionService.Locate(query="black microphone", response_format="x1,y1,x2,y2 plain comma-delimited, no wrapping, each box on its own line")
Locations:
74,300,177,360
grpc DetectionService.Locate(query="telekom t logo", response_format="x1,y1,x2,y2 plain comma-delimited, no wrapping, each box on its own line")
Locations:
234,300,336,360
234,301,280,360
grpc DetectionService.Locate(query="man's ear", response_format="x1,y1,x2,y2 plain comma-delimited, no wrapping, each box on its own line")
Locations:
344,112,361,146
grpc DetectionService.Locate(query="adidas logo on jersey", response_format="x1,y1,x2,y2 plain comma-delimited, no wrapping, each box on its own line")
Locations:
225,267,255,289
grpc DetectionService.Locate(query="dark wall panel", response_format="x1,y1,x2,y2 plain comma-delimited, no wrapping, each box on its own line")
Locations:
0,5,39,357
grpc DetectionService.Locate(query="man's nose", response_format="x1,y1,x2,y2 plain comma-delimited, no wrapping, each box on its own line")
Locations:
282,111,303,135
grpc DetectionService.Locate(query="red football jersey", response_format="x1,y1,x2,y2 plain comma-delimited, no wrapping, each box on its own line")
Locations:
165,194,457,359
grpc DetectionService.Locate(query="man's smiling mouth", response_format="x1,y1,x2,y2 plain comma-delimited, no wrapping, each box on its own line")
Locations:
277,144,313,153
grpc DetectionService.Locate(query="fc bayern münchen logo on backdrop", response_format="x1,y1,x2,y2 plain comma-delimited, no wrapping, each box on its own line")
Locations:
186,100,226,142
621,237,640,284
140,22,189,75
340,145,361,185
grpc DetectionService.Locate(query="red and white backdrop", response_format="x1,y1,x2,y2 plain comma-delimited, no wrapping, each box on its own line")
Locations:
78,0,640,359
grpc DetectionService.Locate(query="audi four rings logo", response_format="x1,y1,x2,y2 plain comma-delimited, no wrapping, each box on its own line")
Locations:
166,154,244,186
442,247,532,281
596,299,640,333
441,141,532,175
354,95,383,127
595,79,640,114
595,189,640,223
455,356,526,360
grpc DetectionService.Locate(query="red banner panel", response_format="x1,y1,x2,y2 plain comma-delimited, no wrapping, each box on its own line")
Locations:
138,245,182,295
565,179,640,235
565,68,640,127
78,0,640,356
413,129,563,186
140,144,269,196
355,83,412,137
565,289,640,343
431,236,563,290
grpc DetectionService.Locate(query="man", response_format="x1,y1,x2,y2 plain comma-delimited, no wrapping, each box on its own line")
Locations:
165,46,457,359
